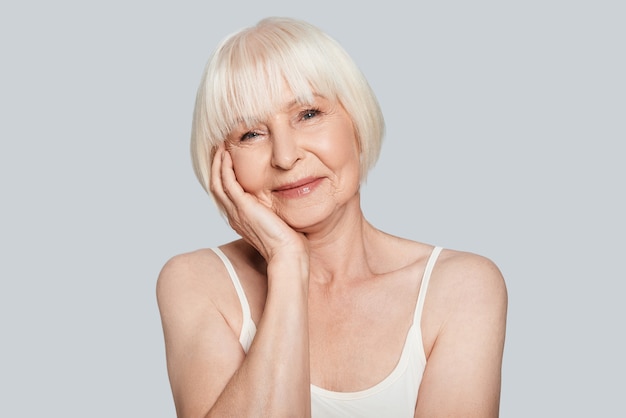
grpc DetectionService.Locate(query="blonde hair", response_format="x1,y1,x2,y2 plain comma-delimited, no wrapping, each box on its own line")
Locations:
190,17,385,195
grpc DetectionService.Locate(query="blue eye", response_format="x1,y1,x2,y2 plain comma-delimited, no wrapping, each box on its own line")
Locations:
302,109,321,120
240,131,260,141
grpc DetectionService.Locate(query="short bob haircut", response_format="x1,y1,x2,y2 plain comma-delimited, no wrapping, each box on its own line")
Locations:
190,17,385,197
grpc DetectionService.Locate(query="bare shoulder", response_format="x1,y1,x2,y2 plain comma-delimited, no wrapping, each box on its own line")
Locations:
422,248,507,356
156,240,266,337
156,247,225,311
156,245,246,335
432,249,507,307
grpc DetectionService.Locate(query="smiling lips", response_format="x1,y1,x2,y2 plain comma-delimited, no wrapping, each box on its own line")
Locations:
273,177,324,198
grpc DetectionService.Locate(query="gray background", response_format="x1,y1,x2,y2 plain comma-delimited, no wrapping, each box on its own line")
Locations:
1,0,624,416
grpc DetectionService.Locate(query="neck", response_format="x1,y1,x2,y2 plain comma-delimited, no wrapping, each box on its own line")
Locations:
301,195,380,285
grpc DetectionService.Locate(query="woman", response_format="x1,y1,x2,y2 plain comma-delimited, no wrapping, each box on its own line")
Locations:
157,17,507,418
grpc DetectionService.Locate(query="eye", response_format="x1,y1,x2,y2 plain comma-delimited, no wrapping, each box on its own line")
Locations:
240,131,260,141
301,108,321,120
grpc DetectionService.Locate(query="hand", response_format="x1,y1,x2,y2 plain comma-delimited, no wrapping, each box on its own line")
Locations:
210,144,308,263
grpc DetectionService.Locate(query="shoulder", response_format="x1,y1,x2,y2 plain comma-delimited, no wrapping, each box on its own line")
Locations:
157,240,260,296
432,248,507,305
422,248,507,354
156,248,226,322
156,240,266,330
157,248,223,296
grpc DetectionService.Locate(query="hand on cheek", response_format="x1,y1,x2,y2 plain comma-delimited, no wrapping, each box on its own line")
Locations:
210,144,307,262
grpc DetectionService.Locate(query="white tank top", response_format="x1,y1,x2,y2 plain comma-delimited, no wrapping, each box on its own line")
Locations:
211,246,443,417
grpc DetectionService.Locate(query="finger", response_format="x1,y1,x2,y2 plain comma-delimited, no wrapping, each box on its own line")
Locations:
209,144,225,197
220,150,248,205
209,144,235,213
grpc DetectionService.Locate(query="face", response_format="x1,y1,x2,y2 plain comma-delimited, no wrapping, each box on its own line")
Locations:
224,93,361,231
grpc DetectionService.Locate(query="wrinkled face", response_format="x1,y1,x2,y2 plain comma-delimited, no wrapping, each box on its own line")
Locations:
224,92,361,231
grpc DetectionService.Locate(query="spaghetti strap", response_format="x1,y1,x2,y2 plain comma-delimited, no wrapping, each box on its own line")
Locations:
211,247,252,320
211,247,257,352
413,246,443,324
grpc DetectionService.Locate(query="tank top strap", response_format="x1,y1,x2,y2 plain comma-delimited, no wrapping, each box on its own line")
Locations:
413,246,443,324
211,247,256,351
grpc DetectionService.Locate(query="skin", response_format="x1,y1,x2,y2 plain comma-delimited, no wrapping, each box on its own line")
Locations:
157,93,508,417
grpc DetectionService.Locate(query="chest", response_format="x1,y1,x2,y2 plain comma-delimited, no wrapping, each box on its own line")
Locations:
307,280,419,392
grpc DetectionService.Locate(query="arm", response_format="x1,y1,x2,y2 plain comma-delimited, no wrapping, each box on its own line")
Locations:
157,147,311,418
415,252,508,418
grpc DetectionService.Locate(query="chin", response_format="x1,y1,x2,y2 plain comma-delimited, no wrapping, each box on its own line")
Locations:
279,205,334,232
274,186,359,231
284,198,359,234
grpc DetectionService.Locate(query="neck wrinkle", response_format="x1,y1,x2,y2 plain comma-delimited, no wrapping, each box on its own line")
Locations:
307,213,378,286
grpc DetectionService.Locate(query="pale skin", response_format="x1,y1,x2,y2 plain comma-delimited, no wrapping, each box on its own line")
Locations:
157,94,508,417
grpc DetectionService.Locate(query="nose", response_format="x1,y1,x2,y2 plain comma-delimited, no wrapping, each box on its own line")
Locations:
270,124,301,170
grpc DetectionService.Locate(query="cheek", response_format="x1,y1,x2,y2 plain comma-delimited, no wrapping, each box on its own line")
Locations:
334,125,362,187
230,151,267,193
319,124,360,171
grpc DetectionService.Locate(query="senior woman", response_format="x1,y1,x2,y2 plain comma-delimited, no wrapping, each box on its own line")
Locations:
157,17,507,418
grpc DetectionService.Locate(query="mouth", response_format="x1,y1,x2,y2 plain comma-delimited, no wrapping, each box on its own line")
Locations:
273,177,324,198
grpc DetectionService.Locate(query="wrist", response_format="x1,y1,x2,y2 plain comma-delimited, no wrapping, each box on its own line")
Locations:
267,253,310,286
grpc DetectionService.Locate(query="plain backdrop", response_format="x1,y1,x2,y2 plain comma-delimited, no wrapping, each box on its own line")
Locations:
1,1,624,417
